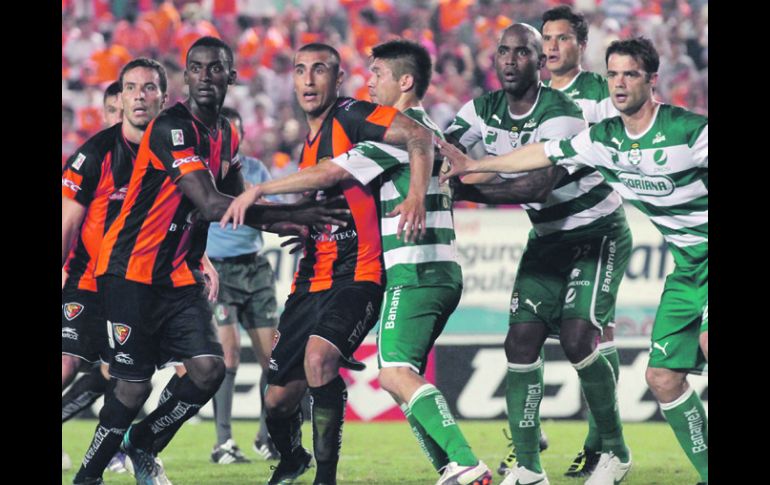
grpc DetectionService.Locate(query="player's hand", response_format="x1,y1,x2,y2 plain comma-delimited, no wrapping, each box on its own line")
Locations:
386,194,425,243
288,195,350,227
220,184,265,229
437,139,477,184
201,257,219,302
62,268,68,290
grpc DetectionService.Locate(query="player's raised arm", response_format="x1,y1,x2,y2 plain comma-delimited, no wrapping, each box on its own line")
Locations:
438,139,552,183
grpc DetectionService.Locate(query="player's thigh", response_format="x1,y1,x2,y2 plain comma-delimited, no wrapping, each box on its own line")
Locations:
508,242,563,337
267,291,317,386
159,284,224,368
62,286,110,365
378,284,462,375
314,281,383,360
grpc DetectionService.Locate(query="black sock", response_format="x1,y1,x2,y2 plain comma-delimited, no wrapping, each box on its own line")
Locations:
150,373,183,452
73,393,138,482
130,374,211,453
62,366,109,423
309,376,347,484
266,405,304,460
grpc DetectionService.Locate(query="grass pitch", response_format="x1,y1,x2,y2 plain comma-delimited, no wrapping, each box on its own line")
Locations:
62,419,699,484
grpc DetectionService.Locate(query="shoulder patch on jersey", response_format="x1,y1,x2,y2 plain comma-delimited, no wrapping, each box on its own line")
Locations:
72,153,86,170
171,129,184,146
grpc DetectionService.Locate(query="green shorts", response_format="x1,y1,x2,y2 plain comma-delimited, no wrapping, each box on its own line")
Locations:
509,227,631,337
649,253,708,374
210,253,278,330
377,284,462,374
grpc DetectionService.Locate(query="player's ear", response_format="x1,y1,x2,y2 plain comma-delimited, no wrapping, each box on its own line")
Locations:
228,69,237,85
537,53,547,70
400,74,414,94
336,69,345,89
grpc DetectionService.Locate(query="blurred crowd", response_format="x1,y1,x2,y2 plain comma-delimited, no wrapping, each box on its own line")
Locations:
62,0,708,175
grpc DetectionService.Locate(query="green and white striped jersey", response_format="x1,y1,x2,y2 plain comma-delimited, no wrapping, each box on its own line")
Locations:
445,86,625,239
545,103,708,261
331,106,462,289
543,70,619,124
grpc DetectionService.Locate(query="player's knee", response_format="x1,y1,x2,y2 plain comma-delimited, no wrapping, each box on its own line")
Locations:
62,354,82,374
303,348,338,385
222,345,241,368
378,367,407,395
645,367,686,400
264,387,297,417
114,379,153,411
560,337,594,363
504,333,539,363
186,357,226,394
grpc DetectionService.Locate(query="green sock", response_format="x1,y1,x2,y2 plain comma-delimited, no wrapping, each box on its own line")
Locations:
583,342,621,451
401,403,449,472
660,386,708,482
408,384,477,467
575,351,629,462
506,358,544,473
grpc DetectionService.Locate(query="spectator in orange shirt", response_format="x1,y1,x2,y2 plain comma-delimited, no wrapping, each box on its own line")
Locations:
62,105,83,169
140,0,182,55
437,0,473,34
173,3,221,67
82,33,133,87
113,10,159,58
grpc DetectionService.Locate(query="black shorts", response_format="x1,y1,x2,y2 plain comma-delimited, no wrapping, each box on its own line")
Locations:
62,285,111,364
210,253,278,329
98,275,223,382
268,281,382,386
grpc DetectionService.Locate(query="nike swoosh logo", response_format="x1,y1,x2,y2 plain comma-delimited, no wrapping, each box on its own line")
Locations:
516,479,545,485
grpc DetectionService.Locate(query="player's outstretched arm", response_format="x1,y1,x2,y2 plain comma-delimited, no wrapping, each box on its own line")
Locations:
451,166,566,205
381,112,434,242
219,162,352,228
177,171,350,229
438,139,551,183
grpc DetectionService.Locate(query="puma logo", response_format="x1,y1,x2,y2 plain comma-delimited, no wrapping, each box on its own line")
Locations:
525,299,542,313
491,114,502,124
611,137,624,150
653,341,670,356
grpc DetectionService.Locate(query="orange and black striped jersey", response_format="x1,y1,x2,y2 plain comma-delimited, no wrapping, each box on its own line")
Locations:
62,123,138,292
292,97,397,294
95,102,240,287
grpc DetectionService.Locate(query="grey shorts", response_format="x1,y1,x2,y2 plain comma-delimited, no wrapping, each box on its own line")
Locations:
209,253,278,330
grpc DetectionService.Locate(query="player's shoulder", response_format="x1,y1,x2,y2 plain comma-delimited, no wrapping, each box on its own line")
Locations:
148,103,198,147
471,90,507,115
152,103,193,131
660,104,707,129
69,123,122,167
332,97,377,119
539,86,584,118
588,115,624,143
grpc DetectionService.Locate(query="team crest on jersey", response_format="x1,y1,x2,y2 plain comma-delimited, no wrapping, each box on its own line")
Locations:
72,153,86,170
508,127,520,147
628,143,642,165
171,129,184,146
112,323,132,345
510,292,519,314
272,330,281,351
63,302,84,321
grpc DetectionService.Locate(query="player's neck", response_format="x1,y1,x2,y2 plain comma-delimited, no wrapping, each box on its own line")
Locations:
548,67,580,90
185,99,221,131
305,100,337,139
505,82,539,116
394,95,420,113
122,121,144,144
622,99,658,136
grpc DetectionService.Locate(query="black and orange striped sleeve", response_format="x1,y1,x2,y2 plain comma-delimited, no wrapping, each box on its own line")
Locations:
336,99,398,143
148,116,208,182
61,136,105,206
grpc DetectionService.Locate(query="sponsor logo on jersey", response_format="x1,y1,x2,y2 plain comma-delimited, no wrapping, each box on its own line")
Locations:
652,131,666,144
484,130,499,145
62,326,79,340
62,178,82,192
172,155,201,168
653,149,668,166
72,153,86,170
617,172,675,196
108,186,129,201
112,323,132,345
339,98,358,111
565,288,577,304
628,143,642,165
171,129,184,146
566,88,581,98
524,119,538,129
570,268,582,280
114,352,134,365
63,302,84,321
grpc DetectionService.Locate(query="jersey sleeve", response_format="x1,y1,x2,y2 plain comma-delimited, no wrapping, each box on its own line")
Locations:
61,140,104,206
331,141,407,186
689,122,708,168
337,99,398,143
537,114,587,142
148,116,208,182
443,99,483,149
544,125,611,174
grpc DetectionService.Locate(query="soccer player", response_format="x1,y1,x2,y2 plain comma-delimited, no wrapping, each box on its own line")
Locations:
103,81,124,127
442,23,632,485
62,58,170,475
538,5,624,477
220,43,435,485
71,37,348,485
439,37,708,485
206,106,281,464
223,39,492,485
